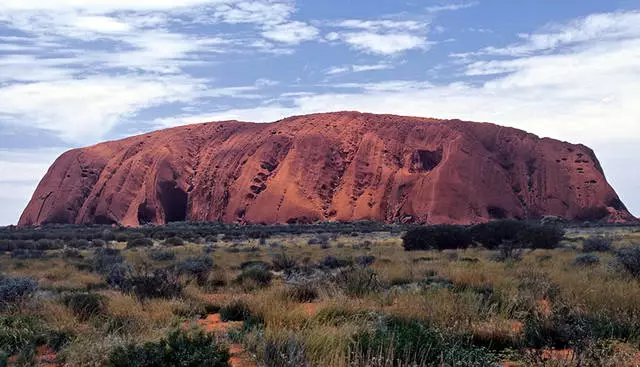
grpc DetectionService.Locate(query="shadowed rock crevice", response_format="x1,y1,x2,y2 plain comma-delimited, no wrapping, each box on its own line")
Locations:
158,181,188,223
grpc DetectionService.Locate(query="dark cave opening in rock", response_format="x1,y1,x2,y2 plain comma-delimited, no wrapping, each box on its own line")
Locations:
158,181,188,223
137,202,156,225
414,149,443,171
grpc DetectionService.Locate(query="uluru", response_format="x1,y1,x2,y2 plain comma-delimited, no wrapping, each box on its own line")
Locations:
19,112,634,227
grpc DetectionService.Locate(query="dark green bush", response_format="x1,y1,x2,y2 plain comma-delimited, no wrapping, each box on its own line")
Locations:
271,252,297,272
123,269,183,300
92,248,124,273
61,292,107,321
178,256,214,285
471,220,564,250
62,248,83,259
583,236,613,252
334,267,380,297
126,237,154,248
284,283,319,303
148,249,176,261
219,300,251,322
616,245,640,277
355,255,376,267
319,256,353,269
235,267,273,290
572,254,600,267
107,329,229,367
0,276,38,308
163,236,185,246
402,225,472,251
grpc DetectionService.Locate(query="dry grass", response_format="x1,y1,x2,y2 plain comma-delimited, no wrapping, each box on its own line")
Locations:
2,227,640,366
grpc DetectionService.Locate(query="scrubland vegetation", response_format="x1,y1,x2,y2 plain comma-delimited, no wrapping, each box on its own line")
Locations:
2,221,640,366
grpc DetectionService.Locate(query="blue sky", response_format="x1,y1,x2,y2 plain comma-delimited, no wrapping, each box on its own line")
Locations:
1,0,639,225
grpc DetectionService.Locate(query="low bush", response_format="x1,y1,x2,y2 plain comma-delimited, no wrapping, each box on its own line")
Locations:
0,276,38,308
490,240,524,262
402,225,472,251
258,333,307,367
107,329,229,367
148,249,176,261
284,283,319,303
123,269,183,300
126,237,154,249
163,236,185,247
471,220,565,250
355,255,376,267
104,263,132,289
572,254,601,267
240,260,271,271
334,267,380,297
219,300,251,322
90,239,106,248
61,292,107,321
177,256,214,285
11,248,45,259
583,236,613,252
235,267,273,290
319,255,353,269
616,245,640,277
271,252,297,272
92,248,124,273
62,248,83,259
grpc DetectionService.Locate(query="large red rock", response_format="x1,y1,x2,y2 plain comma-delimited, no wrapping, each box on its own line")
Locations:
19,112,634,226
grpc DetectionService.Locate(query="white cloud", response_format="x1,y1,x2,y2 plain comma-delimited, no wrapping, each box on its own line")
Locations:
473,11,640,56
339,32,427,55
425,1,479,13
327,63,394,75
262,21,319,44
334,20,426,31
0,76,204,142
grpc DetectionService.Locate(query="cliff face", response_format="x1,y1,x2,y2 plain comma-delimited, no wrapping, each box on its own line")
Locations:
19,112,634,226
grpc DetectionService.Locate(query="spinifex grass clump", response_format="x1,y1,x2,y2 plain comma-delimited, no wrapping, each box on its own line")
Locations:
108,329,229,367
350,316,496,366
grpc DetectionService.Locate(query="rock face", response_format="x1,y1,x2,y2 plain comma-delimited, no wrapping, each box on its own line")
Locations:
19,112,634,226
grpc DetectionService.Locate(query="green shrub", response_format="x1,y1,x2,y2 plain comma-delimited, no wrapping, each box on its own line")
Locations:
334,267,380,297
219,300,251,322
616,245,640,277
271,252,297,272
62,292,107,321
572,254,601,267
123,269,183,300
178,256,214,285
126,237,154,249
235,267,273,290
148,249,176,261
92,248,124,273
351,317,495,366
0,316,70,362
402,225,472,251
471,220,564,250
583,236,613,252
284,283,319,303
0,276,38,308
163,236,185,247
258,333,307,367
319,255,353,269
107,329,229,367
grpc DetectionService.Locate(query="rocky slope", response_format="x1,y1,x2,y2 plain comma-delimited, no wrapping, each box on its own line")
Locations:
19,112,634,226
